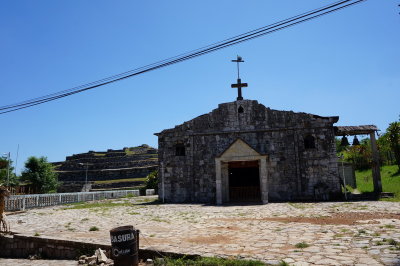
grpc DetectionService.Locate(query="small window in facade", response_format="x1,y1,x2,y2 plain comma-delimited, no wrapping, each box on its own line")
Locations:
175,143,185,156
238,106,244,113
304,135,316,149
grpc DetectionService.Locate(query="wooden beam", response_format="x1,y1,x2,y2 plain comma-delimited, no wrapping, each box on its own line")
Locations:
335,125,378,136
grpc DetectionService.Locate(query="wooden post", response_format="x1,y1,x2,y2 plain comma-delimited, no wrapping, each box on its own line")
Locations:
370,132,382,195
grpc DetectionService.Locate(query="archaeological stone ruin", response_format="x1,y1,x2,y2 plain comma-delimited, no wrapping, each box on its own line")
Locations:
155,99,343,204
53,145,157,192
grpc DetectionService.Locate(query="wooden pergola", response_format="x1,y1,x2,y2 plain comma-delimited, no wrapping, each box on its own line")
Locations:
335,125,382,194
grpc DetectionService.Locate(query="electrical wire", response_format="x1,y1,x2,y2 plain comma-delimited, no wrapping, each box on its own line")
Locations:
0,0,366,115
1,0,353,110
0,0,363,112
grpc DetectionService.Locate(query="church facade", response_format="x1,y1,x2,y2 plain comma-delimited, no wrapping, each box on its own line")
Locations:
155,99,341,204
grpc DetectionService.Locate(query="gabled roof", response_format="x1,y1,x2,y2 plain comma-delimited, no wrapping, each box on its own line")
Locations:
217,138,262,159
155,99,339,136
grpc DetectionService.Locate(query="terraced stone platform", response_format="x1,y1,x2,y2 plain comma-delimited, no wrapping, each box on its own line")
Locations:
53,145,158,192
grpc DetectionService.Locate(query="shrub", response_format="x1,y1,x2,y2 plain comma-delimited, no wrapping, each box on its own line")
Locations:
144,170,158,194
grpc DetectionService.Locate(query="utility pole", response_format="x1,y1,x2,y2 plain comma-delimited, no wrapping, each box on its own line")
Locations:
15,144,19,176
79,162,92,191
7,152,10,187
3,152,10,187
2,152,10,186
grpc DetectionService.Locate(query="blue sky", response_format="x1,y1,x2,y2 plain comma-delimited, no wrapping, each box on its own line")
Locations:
1,0,399,174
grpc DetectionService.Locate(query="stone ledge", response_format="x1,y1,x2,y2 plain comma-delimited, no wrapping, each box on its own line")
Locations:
0,233,198,261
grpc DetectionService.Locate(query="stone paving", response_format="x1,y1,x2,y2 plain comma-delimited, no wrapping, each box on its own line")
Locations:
0,258,77,265
5,196,400,265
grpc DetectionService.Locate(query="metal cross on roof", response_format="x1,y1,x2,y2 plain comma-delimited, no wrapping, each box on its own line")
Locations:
231,55,248,101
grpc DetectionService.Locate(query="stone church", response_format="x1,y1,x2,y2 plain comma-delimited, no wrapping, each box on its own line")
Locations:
155,58,341,204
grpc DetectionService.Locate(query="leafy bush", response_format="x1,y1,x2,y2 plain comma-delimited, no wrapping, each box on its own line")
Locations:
142,170,158,194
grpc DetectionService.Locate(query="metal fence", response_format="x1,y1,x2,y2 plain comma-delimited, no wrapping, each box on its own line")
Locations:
5,190,140,211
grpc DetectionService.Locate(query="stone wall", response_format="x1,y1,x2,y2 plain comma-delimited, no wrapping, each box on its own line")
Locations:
0,234,110,259
156,100,341,203
0,234,199,261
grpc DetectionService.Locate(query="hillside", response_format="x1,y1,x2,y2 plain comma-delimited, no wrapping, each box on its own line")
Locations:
355,165,400,201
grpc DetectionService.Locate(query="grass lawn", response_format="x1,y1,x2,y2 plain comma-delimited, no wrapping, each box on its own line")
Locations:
62,196,157,210
154,256,266,266
355,165,400,201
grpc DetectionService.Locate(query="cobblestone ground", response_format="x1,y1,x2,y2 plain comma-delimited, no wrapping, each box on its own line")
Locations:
5,196,400,265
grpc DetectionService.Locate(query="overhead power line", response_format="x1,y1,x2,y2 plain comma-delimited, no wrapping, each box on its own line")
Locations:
0,0,367,115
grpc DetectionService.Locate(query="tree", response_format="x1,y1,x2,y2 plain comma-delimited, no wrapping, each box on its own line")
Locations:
343,139,372,170
21,156,59,193
0,156,18,186
386,121,400,171
335,138,347,154
377,132,393,165
144,170,158,192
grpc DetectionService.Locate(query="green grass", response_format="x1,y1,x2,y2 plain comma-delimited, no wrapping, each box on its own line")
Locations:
123,193,137,198
355,165,400,201
62,197,159,210
94,177,147,184
384,224,395,229
151,216,170,223
63,200,132,210
288,202,307,209
295,242,310,249
386,239,398,246
358,229,366,234
154,256,265,266
89,226,99,231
